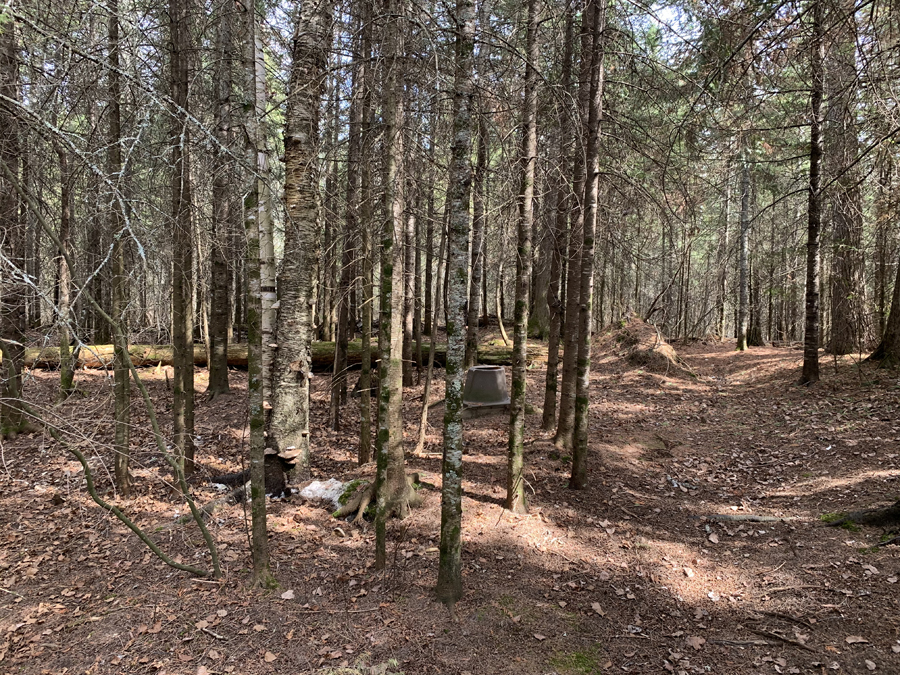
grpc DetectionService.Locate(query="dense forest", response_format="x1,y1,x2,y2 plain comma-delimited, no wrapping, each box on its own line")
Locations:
1,0,899,672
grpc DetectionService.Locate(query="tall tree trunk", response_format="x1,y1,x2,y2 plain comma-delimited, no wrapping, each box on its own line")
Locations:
873,150,892,337
56,145,75,400
507,0,537,514
555,3,591,451
243,6,273,587
465,116,487,368
827,0,868,356
331,27,363,431
320,83,340,343
542,8,574,432
208,0,236,399
415,220,447,456
717,164,732,340
800,0,824,386
402,177,416,386
424,147,434,337
270,2,329,475
570,0,604,490
437,0,475,608
414,191,423,381
736,157,750,351
170,0,195,475
495,217,510,345
257,42,277,417
529,222,551,338
374,0,413,570
109,0,130,495
358,2,374,465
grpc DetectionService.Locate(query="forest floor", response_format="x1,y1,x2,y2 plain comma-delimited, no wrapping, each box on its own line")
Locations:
1,334,900,675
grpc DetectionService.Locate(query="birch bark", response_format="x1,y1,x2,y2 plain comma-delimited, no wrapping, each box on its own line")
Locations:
270,1,329,476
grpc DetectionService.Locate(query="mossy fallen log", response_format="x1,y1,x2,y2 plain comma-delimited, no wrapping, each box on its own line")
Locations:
20,340,545,371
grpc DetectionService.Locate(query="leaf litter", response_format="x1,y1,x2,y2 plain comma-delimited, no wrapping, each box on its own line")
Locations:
0,342,898,673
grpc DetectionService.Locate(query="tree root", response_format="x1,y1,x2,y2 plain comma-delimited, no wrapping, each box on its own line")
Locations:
333,473,422,525
333,481,376,525
825,500,900,528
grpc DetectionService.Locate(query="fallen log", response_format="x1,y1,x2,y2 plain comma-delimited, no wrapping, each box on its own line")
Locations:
19,340,545,371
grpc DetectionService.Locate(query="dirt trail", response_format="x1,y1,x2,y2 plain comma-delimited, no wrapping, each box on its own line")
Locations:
0,341,898,674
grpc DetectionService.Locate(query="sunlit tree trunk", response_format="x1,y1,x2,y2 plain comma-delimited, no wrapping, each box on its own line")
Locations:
437,0,475,609
555,3,590,452
375,0,414,569
570,0,604,490
257,44,277,418
507,0,537,514
270,1,328,476
242,7,273,587
358,2,374,465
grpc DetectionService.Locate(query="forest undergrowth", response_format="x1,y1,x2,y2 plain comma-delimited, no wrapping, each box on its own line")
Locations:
1,340,899,674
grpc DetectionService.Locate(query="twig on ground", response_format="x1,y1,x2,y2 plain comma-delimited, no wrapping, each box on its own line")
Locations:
762,585,826,594
294,608,380,615
200,626,226,640
620,506,643,520
709,638,772,647
747,627,817,652
751,610,816,630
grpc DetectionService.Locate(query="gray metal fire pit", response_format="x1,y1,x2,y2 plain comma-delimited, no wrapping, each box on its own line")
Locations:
462,365,509,419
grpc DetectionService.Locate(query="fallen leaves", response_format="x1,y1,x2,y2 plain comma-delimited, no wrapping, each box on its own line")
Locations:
845,635,869,644
264,651,278,663
686,635,705,650
280,589,295,600
591,602,606,617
